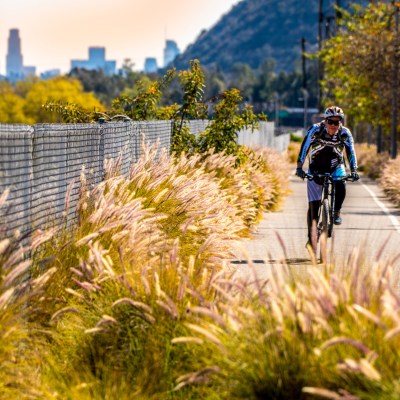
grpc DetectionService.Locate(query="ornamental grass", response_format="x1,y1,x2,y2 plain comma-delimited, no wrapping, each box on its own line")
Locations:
354,143,389,180
0,190,57,399
2,143,399,399
380,157,400,207
0,143,288,398
173,249,400,399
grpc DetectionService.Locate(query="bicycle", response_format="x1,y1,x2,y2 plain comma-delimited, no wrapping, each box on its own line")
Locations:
304,172,356,262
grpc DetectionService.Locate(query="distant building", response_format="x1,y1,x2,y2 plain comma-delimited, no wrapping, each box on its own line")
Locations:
71,47,116,76
22,66,36,77
163,40,180,68
144,57,158,73
40,69,61,80
6,29,23,81
6,29,36,82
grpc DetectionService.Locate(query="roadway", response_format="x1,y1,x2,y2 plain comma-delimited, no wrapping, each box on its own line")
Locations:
231,172,400,286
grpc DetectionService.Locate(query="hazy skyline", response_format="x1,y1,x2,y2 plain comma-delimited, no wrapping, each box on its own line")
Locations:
1,0,240,76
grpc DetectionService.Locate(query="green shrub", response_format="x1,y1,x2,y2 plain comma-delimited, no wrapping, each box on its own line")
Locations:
290,132,303,143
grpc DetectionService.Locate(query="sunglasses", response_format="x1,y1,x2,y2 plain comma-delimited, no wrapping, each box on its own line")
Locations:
326,118,341,126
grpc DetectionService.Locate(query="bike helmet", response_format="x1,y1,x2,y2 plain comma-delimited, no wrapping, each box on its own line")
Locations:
324,106,344,121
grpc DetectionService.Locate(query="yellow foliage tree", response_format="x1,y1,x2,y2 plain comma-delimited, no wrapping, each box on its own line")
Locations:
0,82,27,123
23,76,104,123
0,76,104,124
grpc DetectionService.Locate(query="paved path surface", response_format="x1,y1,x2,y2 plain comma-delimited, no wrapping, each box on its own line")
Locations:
231,173,400,282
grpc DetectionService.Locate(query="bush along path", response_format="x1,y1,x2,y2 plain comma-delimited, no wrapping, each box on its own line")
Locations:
355,143,400,207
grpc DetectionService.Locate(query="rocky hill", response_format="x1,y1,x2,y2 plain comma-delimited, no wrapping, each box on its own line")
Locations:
174,0,363,73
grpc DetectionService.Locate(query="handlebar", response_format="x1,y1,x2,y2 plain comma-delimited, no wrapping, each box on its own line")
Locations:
304,173,356,182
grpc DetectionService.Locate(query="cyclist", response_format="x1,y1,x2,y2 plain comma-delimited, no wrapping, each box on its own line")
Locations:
295,106,359,247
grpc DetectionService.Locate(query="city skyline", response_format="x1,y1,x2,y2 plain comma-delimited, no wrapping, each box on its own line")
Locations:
0,0,240,76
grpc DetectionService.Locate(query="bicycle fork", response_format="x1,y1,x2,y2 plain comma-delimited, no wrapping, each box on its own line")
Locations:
317,182,336,239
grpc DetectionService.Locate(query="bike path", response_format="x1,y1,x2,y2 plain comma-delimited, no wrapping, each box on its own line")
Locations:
231,173,400,282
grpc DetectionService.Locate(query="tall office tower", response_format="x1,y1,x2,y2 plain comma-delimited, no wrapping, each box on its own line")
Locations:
6,29,23,81
89,47,105,67
163,40,180,68
144,57,158,73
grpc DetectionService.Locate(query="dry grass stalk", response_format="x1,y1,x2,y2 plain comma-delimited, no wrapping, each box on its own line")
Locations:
380,157,400,207
170,242,400,398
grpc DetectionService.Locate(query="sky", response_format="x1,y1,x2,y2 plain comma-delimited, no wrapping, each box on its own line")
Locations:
0,0,241,76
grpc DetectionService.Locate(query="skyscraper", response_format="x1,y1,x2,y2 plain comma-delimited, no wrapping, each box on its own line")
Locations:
144,57,158,73
6,29,36,82
6,29,23,81
163,40,180,68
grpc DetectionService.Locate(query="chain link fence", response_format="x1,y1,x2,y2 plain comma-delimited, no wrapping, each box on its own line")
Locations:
0,124,34,241
237,122,290,152
0,120,288,242
0,120,172,241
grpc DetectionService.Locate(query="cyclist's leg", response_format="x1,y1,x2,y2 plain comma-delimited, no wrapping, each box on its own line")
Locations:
307,201,320,242
334,181,346,211
307,179,323,243
332,166,347,224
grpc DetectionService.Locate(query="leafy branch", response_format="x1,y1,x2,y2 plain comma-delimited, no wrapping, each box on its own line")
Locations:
43,100,103,123
111,69,176,120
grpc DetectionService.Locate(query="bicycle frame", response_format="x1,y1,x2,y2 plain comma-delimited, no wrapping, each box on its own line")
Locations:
313,173,337,238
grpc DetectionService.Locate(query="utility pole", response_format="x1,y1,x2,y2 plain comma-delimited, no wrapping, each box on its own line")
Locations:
317,0,324,112
336,1,341,17
334,1,342,36
391,2,399,159
274,92,280,128
325,16,335,39
302,38,307,91
301,38,309,133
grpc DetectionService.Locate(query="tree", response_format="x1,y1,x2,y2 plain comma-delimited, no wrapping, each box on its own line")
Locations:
198,88,259,156
253,59,277,108
228,63,256,101
320,1,400,156
24,77,104,123
111,69,176,120
170,59,207,154
68,68,120,107
68,59,144,107
0,82,27,123
203,66,227,101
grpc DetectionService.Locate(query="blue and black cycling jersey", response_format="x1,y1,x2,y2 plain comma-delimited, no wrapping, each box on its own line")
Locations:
297,122,358,174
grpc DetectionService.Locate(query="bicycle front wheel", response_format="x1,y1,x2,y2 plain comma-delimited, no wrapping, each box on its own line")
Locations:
319,198,330,263
321,198,329,237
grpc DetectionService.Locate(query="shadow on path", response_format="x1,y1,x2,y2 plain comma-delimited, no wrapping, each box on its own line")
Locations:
230,258,313,266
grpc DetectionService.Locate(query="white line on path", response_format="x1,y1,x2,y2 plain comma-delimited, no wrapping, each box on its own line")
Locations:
361,183,400,235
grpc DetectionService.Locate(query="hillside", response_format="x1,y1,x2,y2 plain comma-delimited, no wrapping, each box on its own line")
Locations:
174,0,361,73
